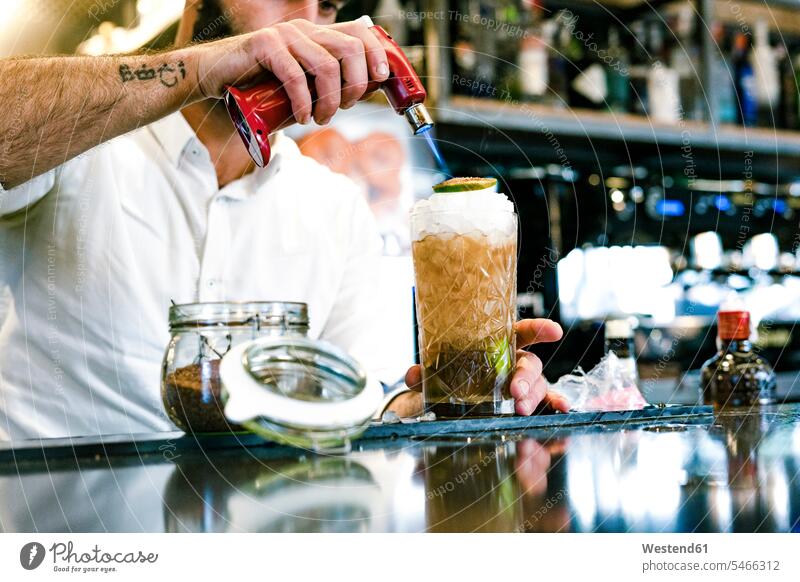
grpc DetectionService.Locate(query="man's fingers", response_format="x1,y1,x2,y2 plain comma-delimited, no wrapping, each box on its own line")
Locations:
386,391,423,417
542,391,571,413
405,364,422,392
512,350,546,416
292,21,370,109
331,20,390,81
264,44,313,125
515,376,548,416
510,350,542,401
249,30,313,124
514,319,563,349
515,439,551,496
283,35,341,124
324,31,368,108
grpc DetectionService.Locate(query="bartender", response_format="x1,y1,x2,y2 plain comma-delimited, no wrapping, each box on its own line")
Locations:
0,0,567,440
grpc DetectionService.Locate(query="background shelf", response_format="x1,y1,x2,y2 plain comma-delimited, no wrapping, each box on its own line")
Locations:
435,96,800,155
434,96,800,155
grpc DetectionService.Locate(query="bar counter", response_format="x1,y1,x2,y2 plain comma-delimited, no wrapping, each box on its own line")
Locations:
0,403,798,533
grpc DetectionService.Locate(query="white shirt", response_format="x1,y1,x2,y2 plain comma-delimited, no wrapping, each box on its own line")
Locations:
0,112,384,440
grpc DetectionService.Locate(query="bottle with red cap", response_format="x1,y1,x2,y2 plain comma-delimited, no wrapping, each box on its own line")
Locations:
700,303,776,407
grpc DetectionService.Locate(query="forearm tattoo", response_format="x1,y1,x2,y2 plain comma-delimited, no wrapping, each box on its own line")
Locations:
119,61,186,88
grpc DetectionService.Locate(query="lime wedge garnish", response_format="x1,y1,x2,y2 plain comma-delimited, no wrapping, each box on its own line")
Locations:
487,336,513,377
432,177,497,193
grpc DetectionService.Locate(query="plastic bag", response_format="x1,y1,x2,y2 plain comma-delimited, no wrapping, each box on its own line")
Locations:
548,352,648,412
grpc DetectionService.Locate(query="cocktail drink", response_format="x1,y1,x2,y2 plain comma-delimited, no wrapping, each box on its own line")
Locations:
410,178,517,417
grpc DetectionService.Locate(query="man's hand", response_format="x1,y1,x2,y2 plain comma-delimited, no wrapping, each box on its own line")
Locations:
194,18,390,125
403,319,570,416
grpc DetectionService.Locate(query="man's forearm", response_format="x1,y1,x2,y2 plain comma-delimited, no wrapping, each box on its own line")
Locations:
0,19,396,190
0,49,201,189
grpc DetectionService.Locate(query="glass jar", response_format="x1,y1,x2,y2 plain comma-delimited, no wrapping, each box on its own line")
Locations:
161,301,309,433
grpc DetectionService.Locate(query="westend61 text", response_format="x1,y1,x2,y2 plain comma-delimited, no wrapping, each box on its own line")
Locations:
642,543,708,554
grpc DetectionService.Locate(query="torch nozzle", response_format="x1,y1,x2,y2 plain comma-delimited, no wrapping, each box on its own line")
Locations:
404,103,434,135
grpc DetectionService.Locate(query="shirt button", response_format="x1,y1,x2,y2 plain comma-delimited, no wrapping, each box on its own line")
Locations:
206,279,218,288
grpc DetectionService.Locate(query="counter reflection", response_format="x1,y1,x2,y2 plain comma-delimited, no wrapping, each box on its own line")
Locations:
1,407,798,533
162,452,414,533
556,410,800,532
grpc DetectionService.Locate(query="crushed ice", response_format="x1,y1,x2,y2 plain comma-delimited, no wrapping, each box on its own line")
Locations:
381,410,401,424
411,184,515,241
548,352,649,412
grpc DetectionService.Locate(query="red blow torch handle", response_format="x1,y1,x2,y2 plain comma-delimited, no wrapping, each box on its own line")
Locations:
368,25,427,113
228,25,426,126
224,24,427,166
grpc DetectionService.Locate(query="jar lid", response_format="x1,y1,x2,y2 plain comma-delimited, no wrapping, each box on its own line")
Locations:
169,301,308,329
219,337,382,450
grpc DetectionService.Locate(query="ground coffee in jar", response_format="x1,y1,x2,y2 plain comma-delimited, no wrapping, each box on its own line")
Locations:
163,359,238,433
161,301,309,433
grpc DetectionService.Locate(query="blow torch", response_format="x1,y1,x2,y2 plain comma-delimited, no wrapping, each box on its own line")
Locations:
224,15,433,167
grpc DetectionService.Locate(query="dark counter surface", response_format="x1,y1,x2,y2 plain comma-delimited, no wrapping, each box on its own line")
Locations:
0,403,798,533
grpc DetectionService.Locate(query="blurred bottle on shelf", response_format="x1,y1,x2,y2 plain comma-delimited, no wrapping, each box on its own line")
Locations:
450,0,473,96
671,5,703,121
450,0,502,98
518,1,549,102
555,10,586,108
605,27,631,113
647,22,681,123
733,32,758,127
628,20,650,116
710,23,738,125
474,0,499,96
778,44,799,130
495,0,524,99
794,53,800,129
547,16,571,108
604,318,639,385
750,20,780,127
452,37,479,96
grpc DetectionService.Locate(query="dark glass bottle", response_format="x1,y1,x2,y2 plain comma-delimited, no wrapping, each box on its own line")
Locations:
778,45,798,129
604,318,638,384
605,27,631,113
710,23,737,125
548,15,571,108
732,33,758,127
628,20,649,116
671,6,703,121
700,310,776,407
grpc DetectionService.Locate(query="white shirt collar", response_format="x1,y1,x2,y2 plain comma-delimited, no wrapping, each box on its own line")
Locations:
147,111,197,167
146,112,306,200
